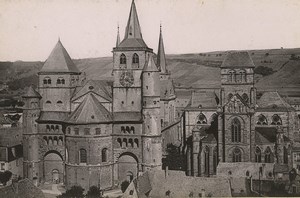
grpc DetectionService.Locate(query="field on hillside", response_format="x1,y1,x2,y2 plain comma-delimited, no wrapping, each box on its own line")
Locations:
0,47,299,97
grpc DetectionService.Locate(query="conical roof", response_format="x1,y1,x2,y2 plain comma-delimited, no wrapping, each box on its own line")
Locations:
67,93,112,124
118,0,148,48
143,54,159,72
221,51,255,68
157,26,167,73
23,85,41,98
40,40,80,73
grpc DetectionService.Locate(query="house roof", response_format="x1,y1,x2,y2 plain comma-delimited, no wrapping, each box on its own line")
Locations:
67,93,112,124
22,85,41,98
130,169,232,198
257,91,294,111
40,40,80,74
72,80,112,102
187,90,219,109
0,178,45,198
37,111,70,123
221,51,255,68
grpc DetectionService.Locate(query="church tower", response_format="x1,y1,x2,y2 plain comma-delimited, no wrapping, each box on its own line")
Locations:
22,86,42,183
142,54,162,170
219,51,256,162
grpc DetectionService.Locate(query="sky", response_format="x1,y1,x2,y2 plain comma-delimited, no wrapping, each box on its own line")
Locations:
0,0,300,61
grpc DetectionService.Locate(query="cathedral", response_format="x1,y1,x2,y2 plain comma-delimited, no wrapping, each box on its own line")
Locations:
22,0,175,190
21,0,300,192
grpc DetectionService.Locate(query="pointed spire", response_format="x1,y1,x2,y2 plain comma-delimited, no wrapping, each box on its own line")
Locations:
116,25,120,47
157,24,167,73
124,0,143,39
143,53,159,72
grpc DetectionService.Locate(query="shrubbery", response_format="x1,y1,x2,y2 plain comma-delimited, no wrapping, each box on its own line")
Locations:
254,66,275,76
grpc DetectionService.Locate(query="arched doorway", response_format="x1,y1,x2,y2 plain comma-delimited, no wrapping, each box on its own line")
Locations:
118,153,138,183
43,151,64,183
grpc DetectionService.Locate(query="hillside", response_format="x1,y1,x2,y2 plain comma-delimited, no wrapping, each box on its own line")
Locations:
0,47,299,96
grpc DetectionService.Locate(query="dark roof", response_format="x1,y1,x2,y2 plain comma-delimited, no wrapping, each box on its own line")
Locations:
72,80,112,102
157,27,167,73
143,54,159,72
22,86,41,98
187,90,218,109
113,112,142,122
255,127,290,144
221,51,255,68
40,40,80,73
160,79,175,100
37,111,70,122
0,178,45,198
118,38,148,48
257,91,294,111
67,93,112,124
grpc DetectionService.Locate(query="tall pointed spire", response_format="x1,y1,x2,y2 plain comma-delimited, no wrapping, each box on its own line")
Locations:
116,25,120,47
124,0,143,39
157,24,167,73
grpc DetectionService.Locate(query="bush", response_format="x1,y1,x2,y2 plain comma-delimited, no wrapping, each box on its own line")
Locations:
57,185,84,198
254,66,275,76
86,185,102,198
121,180,130,193
0,171,12,186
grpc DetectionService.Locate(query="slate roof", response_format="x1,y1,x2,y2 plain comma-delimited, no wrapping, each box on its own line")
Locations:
221,51,255,68
255,127,290,144
143,54,159,72
72,80,112,102
257,91,294,111
0,178,45,198
67,93,112,124
187,90,219,109
157,26,167,73
118,0,148,49
37,111,70,123
40,40,80,73
113,112,142,122
160,79,175,100
130,169,232,198
22,86,41,98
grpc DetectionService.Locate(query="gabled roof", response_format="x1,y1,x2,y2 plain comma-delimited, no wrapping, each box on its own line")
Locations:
221,51,255,68
22,85,41,98
187,90,218,109
117,0,148,48
143,54,159,72
257,91,294,111
40,40,80,73
157,26,167,73
72,80,112,102
67,93,112,124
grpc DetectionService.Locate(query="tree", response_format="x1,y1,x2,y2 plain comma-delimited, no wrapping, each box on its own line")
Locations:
86,186,102,198
121,180,130,193
57,185,84,198
0,171,12,186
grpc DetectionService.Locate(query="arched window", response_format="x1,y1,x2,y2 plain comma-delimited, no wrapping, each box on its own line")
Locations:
242,93,249,103
102,148,108,162
57,79,61,84
255,147,262,162
79,149,87,163
232,148,242,162
231,118,241,142
120,54,126,64
61,79,65,84
57,101,63,105
47,78,51,84
264,147,272,163
241,70,246,82
44,77,51,84
197,113,207,124
46,101,51,104
121,126,125,133
228,70,236,82
132,53,139,64
204,146,210,175
271,114,282,125
257,114,268,125
130,126,135,134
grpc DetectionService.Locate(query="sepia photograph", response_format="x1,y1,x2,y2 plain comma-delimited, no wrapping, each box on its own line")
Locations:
0,0,300,197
